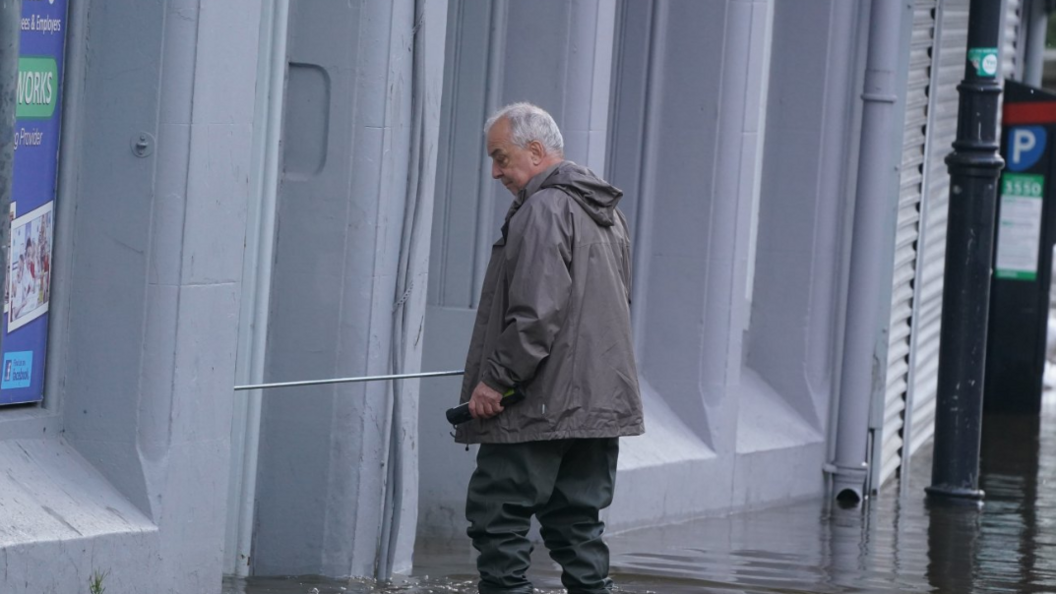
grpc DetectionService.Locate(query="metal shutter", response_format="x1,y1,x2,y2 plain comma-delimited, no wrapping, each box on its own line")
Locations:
878,0,938,488
1001,0,1023,81
903,0,970,466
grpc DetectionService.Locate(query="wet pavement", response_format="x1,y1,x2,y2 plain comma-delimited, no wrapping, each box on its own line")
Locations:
224,394,1056,594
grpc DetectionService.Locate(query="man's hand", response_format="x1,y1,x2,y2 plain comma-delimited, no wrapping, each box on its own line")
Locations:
469,382,505,420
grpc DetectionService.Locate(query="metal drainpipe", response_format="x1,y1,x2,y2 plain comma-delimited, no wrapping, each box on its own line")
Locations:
375,0,429,581
829,0,905,504
1023,0,1048,87
821,0,865,478
0,0,20,334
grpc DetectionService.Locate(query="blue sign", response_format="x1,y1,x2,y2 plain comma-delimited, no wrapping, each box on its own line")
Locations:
1,0,68,405
1007,126,1047,172
2,352,33,390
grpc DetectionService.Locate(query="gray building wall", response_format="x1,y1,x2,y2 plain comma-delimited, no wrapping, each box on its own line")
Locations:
1,0,261,592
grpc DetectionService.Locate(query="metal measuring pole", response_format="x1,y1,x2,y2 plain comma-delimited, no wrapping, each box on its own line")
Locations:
926,0,1005,502
0,0,20,349
233,369,465,392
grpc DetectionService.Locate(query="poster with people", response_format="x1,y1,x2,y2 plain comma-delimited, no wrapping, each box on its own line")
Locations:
8,203,52,332
1,0,68,405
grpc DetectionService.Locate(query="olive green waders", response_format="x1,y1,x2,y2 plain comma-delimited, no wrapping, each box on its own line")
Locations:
466,438,619,594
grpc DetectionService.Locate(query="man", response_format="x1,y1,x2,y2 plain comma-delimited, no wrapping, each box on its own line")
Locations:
455,102,644,594
11,254,34,320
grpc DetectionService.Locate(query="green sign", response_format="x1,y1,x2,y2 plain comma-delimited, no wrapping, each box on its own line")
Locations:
968,47,999,78
995,173,1045,281
1002,173,1044,198
15,57,59,119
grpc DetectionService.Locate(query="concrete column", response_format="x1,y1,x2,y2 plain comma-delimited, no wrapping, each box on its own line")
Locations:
225,0,289,576
616,0,768,455
501,0,615,173
747,0,864,506
750,0,859,433
560,0,617,174
152,2,262,584
252,0,447,578
23,0,262,591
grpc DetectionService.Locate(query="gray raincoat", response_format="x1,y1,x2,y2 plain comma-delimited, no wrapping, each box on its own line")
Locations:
455,161,644,444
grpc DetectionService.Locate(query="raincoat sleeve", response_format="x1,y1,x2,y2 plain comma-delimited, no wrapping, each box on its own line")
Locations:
480,191,573,392
617,209,633,303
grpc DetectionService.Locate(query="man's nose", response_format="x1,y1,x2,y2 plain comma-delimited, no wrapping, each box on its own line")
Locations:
491,162,502,179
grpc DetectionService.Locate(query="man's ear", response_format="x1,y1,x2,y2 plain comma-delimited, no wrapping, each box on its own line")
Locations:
528,140,546,164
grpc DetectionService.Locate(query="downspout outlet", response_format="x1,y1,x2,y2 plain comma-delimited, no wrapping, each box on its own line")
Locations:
828,462,868,505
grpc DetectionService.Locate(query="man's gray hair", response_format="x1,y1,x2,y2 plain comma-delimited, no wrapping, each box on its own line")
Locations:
484,102,564,156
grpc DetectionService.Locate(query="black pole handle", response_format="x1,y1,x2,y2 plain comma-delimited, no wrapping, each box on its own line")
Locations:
446,387,524,425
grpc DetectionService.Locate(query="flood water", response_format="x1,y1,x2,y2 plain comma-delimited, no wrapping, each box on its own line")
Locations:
224,394,1056,594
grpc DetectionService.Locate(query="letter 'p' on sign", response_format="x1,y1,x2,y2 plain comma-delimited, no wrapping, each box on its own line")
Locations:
1008,126,1047,172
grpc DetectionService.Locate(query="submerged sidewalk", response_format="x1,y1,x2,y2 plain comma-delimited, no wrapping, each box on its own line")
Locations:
226,394,1056,594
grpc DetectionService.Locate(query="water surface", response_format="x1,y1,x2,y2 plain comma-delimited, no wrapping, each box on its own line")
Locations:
226,395,1056,594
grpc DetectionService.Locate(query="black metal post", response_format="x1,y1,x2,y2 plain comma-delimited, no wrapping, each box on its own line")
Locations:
926,0,1005,501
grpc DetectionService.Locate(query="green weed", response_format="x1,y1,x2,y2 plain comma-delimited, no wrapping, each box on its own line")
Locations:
88,569,109,594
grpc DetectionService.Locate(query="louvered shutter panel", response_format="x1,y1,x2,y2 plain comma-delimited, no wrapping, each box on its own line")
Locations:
878,0,938,487
904,0,970,461
1001,0,1022,81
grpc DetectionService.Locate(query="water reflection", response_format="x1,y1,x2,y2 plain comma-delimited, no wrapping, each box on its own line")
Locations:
925,499,981,593
225,397,1056,594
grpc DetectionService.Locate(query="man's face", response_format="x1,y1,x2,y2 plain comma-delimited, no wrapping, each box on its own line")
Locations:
487,118,545,196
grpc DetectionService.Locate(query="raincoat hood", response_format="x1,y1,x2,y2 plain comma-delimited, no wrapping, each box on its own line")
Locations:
504,161,623,237
538,161,623,227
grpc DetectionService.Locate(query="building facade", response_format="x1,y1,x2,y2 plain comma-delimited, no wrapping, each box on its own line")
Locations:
0,0,1043,592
